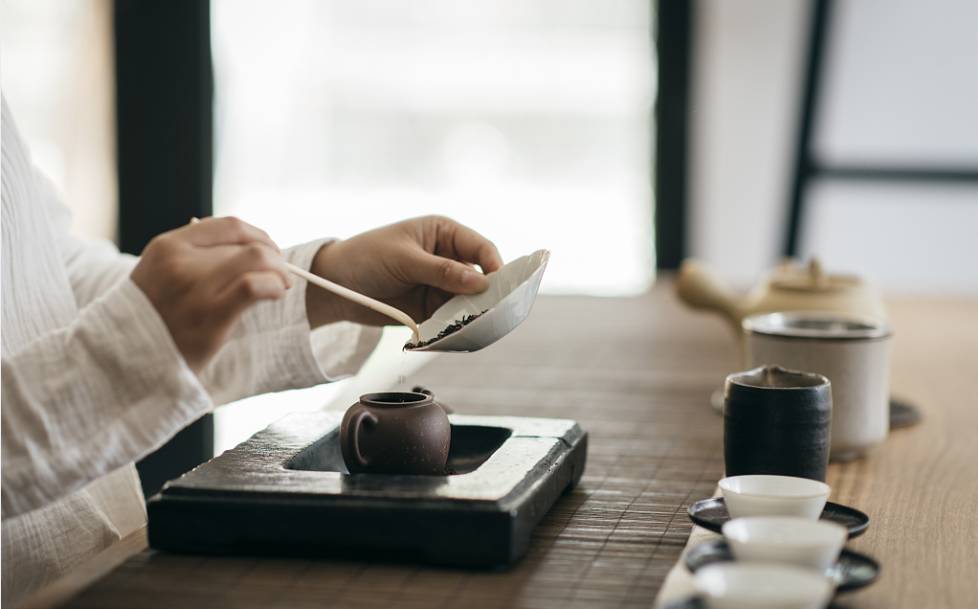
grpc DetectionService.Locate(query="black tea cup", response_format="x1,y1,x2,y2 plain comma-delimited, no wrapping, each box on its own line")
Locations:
724,365,832,482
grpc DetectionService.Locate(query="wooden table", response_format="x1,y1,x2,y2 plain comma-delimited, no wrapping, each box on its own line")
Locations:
21,280,978,608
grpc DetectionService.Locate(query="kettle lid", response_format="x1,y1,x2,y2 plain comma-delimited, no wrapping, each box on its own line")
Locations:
770,258,862,293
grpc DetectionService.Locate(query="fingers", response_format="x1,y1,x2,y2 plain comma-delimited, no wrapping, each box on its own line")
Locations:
423,289,454,318
216,271,289,317
183,216,281,252
215,242,292,291
409,251,490,295
438,218,503,274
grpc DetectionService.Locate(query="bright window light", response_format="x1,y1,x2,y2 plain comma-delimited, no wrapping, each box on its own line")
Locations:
210,0,655,451
211,0,655,296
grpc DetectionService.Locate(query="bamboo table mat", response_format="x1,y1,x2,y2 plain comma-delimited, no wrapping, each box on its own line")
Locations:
62,285,734,609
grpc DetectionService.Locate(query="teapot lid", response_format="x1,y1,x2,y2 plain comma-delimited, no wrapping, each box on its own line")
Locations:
770,258,862,293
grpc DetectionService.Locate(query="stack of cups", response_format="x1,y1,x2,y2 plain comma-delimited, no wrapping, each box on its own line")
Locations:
695,313,892,609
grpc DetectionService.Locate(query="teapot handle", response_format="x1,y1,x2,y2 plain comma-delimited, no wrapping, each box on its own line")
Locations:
347,410,378,467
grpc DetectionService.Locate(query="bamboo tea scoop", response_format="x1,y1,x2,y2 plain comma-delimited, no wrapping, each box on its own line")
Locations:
189,218,421,342
283,262,420,343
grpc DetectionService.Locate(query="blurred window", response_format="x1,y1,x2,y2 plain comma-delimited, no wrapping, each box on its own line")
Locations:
210,0,655,452
1,0,116,241
803,0,978,292
211,0,654,296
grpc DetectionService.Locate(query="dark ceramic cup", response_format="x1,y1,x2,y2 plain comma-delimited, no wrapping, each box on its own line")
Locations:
724,365,832,482
340,392,451,475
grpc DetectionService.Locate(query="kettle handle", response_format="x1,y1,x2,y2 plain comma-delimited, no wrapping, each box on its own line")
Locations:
676,259,742,328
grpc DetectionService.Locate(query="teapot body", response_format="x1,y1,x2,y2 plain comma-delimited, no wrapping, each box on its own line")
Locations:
742,274,887,324
340,392,451,475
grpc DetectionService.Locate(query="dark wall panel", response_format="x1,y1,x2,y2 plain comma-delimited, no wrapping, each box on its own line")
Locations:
654,0,693,269
114,0,214,497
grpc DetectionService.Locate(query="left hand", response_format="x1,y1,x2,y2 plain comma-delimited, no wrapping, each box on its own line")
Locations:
306,215,503,327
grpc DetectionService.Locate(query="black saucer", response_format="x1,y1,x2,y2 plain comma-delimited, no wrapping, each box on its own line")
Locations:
890,396,923,429
661,598,705,609
663,597,848,609
687,497,869,538
684,538,880,592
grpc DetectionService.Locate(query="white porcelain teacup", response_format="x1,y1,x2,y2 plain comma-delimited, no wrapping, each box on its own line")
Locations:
719,474,829,519
722,516,847,571
694,563,833,609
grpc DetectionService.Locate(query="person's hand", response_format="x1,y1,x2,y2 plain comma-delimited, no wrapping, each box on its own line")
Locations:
131,217,291,373
307,215,503,327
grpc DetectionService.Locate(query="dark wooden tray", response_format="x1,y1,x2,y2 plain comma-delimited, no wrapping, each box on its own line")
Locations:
147,412,587,568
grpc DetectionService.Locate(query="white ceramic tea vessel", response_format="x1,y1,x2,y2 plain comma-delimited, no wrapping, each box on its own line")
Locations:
405,249,549,352
744,311,892,461
722,516,847,570
694,563,833,609
719,475,829,519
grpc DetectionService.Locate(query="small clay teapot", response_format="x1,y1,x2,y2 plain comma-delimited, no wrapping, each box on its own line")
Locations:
340,391,451,475
676,257,887,336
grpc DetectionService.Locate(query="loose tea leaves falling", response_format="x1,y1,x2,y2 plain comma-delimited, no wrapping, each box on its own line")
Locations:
405,310,489,349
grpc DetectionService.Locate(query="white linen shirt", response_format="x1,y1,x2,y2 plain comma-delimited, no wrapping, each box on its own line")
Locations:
1,97,381,604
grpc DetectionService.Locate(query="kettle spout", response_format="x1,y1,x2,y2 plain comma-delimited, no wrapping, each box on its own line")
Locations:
675,259,744,328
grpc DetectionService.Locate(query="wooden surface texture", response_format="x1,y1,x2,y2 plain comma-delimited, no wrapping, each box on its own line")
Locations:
23,279,978,608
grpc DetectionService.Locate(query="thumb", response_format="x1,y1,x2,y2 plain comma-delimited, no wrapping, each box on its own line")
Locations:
410,251,489,295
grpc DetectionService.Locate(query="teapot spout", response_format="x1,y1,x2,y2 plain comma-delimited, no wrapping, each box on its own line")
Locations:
676,259,744,329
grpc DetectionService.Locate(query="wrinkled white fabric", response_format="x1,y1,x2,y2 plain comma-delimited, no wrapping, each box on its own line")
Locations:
1,97,381,603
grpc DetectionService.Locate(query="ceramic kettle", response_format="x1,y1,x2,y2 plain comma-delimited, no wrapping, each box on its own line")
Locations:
676,257,887,334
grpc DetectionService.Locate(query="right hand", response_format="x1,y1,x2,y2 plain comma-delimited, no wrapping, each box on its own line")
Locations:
130,216,291,374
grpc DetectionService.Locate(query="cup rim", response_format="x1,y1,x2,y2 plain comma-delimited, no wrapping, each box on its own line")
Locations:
722,516,848,547
694,563,833,604
360,392,433,408
726,365,830,391
719,475,830,500
743,311,891,341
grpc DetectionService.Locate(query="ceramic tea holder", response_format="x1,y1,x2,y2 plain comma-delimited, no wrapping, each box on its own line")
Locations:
405,249,549,352
744,312,892,461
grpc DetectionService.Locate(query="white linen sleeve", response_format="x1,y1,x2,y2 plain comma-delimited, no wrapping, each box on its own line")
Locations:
38,174,380,404
198,238,383,405
37,171,139,308
1,279,213,519
39,171,380,405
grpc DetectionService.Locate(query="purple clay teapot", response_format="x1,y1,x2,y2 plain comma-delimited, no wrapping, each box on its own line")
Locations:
340,391,451,475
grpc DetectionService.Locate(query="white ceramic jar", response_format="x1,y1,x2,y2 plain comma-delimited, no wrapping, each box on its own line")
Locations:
743,312,892,461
